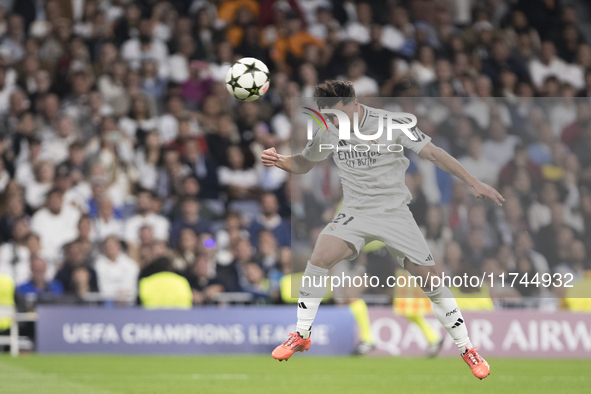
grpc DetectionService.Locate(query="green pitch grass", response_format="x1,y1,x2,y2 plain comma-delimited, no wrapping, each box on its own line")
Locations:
0,354,588,394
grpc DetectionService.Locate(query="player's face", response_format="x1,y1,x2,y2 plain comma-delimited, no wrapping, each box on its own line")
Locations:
323,99,359,131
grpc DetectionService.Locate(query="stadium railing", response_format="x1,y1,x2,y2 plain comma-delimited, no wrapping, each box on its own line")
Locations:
0,306,37,356
212,292,255,304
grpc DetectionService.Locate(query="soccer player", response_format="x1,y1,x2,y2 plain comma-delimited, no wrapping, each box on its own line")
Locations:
261,81,503,379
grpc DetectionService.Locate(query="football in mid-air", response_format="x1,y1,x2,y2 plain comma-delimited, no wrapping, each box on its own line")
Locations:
226,57,270,101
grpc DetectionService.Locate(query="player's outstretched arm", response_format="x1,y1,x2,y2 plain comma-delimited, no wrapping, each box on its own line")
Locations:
261,147,317,174
418,142,505,206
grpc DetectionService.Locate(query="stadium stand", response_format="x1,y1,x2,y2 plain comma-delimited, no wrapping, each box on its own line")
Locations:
0,0,588,317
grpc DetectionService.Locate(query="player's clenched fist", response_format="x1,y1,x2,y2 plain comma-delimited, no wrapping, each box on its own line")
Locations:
261,147,279,167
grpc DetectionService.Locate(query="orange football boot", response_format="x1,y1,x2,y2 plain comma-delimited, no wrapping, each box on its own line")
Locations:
272,332,311,361
461,346,490,380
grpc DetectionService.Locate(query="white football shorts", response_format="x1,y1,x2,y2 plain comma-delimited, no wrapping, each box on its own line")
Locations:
319,204,435,268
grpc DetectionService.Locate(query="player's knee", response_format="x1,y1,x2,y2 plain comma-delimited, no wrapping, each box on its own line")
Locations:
308,254,333,269
424,286,453,302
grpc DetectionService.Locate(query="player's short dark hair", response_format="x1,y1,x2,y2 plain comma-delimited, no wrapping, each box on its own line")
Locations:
314,80,356,109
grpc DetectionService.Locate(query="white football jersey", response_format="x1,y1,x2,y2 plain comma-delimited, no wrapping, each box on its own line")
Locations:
302,105,431,211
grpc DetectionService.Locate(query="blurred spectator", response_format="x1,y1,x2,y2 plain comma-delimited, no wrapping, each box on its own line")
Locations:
458,135,499,186
242,262,270,299
537,203,573,269
482,39,530,89
254,229,278,272
171,227,198,273
0,217,31,286
92,197,124,242
497,194,530,245
183,140,220,201
462,228,493,269
94,235,139,303
342,58,377,96
528,181,581,234
169,197,211,249
0,273,15,333
561,101,591,148
217,238,252,292
504,10,541,58
406,171,429,227
216,210,250,251
454,204,499,250
134,130,162,191
271,12,324,71
14,136,41,187
218,145,260,214
120,19,169,79
529,41,567,91
512,256,540,297
25,161,54,209
140,59,167,106
249,192,290,247
54,240,99,295
168,34,195,84
16,256,63,297
527,122,554,165
499,143,543,188
155,148,191,198
119,95,158,145
181,61,214,109
69,266,95,302
41,116,78,164
572,120,591,172
514,231,550,275
420,205,452,263
482,120,520,168
563,239,587,278
124,190,170,247
158,95,192,145
138,256,192,309
442,241,464,277
410,46,436,88
0,194,26,243
188,254,224,305
30,188,81,267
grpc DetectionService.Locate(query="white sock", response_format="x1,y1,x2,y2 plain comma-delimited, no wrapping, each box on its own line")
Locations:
296,261,328,339
424,286,473,354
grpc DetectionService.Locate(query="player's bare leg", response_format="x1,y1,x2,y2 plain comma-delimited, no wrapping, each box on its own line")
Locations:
272,235,356,361
405,260,490,379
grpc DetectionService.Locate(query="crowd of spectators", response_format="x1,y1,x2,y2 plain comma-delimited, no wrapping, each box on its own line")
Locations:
0,0,589,308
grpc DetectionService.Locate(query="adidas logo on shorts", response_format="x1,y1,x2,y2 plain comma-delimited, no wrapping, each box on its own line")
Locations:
451,318,464,328
425,255,433,262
